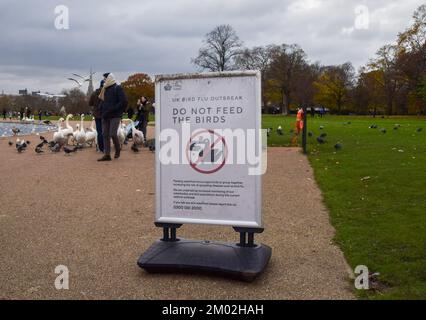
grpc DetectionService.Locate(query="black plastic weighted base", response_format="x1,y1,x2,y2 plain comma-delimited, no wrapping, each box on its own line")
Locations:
137,238,272,282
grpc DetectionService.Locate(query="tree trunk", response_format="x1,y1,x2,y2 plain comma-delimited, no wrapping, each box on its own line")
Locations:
386,98,393,116
337,98,342,115
282,90,290,115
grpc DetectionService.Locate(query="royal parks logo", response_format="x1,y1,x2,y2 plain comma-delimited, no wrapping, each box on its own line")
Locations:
164,81,182,91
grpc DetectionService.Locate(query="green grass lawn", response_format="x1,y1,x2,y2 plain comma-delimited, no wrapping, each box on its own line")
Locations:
263,115,426,299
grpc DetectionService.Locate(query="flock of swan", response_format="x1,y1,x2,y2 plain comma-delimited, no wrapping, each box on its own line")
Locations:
53,114,146,151
9,114,148,155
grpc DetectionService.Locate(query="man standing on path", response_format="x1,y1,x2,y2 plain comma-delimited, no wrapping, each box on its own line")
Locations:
136,96,150,143
89,80,105,153
97,73,128,162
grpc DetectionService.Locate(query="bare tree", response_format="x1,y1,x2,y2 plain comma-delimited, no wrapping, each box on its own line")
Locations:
59,88,88,115
236,45,276,106
267,44,308,115
192,24,243,72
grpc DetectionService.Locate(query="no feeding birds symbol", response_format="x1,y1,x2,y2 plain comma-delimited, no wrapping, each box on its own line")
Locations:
186,130,228,174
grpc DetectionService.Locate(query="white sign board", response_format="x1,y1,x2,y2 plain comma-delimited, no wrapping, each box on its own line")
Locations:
155,71,262,228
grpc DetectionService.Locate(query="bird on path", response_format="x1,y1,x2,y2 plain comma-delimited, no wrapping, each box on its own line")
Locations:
8,141,13,146
35,140,48,149
49,143,61,153
15,139,27,153
39,136,46,141
63,146,78,155
146,139,155,152
35,146,44,154
131,143,140,153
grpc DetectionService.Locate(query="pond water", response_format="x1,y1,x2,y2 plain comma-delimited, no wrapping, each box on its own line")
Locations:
0,122,56,138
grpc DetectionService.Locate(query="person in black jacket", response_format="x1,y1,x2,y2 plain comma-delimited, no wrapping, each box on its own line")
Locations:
97,73,128,162
136,96,150,143
89,80,105,153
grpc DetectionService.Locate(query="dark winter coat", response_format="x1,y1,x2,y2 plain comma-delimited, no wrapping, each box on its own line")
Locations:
100,84,128,119
89,88,103,119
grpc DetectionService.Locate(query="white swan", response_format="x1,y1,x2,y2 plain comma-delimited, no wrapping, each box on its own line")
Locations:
61,114,74,138
117,121,126,146
85,118,97,146
130,119,144,146
70,123,79,145
53,118,66,145
74,114,87,145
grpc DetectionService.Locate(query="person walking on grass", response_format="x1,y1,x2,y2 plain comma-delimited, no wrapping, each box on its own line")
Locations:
89,80,105,153
97,73,128,162
2,109,6,120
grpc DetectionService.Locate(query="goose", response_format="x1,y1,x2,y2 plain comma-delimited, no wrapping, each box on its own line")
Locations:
74,114,87,145
85,118,97,147
130,119,144,146
53,118,66,145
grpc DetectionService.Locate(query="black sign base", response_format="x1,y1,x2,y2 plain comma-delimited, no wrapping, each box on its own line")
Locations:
137,238,272,282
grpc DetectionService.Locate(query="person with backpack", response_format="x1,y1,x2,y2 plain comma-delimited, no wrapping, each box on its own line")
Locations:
97,73,128,162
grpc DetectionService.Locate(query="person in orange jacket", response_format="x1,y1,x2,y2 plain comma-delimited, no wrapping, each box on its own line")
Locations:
296,107,305,135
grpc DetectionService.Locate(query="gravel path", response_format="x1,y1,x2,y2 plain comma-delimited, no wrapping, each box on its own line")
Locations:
0,125,354,299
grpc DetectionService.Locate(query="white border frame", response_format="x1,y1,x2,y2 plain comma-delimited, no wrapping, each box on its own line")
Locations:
155,71,262,228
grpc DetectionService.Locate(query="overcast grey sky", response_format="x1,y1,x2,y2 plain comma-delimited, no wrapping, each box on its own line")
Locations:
0,0,424,94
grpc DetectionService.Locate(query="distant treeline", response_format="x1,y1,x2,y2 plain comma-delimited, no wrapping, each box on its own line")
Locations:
192,5,426,116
